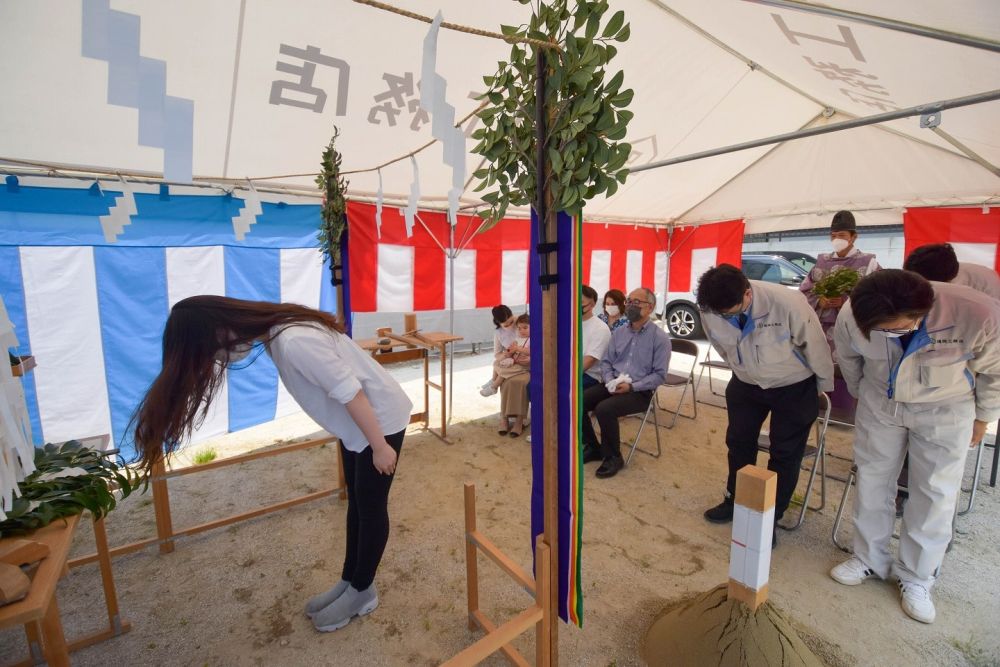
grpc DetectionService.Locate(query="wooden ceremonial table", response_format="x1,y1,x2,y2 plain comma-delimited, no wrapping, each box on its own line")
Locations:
0,514,129,667
355,331,464,440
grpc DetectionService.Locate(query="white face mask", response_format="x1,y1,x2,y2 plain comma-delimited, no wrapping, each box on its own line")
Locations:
880,330,907,338
216,342,253,365
605,305,619,317
831,238,851,253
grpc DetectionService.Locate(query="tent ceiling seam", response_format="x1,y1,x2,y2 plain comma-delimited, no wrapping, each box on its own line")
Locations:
222,0,248,180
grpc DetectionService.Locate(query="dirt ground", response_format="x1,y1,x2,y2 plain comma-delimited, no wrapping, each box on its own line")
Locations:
1,345,998,666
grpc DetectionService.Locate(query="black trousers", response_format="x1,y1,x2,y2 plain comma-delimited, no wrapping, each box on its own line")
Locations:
724,375,818,520
339,429,405,590
582,384,654,460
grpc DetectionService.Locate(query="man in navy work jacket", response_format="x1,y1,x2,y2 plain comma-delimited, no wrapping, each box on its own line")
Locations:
582,287,670,479
697,264,834,536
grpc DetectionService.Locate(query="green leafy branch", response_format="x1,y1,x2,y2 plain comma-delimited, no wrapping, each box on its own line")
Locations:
316,127,349,264
0,441,142,537
471,0,633,227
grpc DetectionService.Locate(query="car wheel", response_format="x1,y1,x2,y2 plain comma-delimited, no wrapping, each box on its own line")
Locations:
667,304,704,340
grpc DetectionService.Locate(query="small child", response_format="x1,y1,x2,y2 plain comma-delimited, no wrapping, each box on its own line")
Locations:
479,305,517,396
492,314,530,382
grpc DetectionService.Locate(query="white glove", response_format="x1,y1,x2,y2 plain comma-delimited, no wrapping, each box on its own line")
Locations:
605,373,632,393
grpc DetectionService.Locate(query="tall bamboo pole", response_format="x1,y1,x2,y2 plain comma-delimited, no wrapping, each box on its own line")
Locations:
535,47,559,666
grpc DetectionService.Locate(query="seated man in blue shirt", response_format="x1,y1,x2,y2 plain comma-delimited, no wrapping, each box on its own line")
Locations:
582,287,671,479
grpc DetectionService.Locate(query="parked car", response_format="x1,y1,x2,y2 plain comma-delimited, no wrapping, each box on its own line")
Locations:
663,253,812,339
759,250,817,273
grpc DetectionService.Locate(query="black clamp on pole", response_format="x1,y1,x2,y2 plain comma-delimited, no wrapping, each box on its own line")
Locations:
536,242,559,287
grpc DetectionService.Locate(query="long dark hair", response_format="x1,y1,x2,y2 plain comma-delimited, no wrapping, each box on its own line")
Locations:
133,295,344,471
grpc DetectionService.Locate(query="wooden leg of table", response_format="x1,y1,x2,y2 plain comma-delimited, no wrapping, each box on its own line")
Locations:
24,621,44,664
337,442,347,501
150,460,175,554
440,343,448,438
92,517,123,631
463,483,479,630
40,597,70,667
423,351,430,431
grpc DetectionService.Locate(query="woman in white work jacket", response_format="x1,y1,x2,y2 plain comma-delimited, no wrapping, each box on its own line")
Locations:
831,270,1000,624
133,295,412,634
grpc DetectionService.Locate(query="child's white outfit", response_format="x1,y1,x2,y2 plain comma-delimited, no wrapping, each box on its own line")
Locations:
480,326,519,396
493,336,530,380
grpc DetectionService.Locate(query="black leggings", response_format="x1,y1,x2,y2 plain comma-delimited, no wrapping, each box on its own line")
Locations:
340,429,405,590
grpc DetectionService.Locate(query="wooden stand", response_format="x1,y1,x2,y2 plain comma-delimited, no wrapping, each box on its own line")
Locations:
68,435,346,568
0,514,131,667
441,483,551,667
356,330,463,441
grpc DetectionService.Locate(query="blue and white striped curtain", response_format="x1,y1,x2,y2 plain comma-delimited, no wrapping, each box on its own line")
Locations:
0,183,334,460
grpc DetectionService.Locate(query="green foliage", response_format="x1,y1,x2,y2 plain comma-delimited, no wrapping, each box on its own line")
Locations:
192,448,218,465
811,267,861,299
316,126,349,264
0,440,142,537
472,0,634,226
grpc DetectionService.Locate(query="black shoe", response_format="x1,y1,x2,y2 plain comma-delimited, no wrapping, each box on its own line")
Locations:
582,445,602,463
595,455,624,479
703,499,734,523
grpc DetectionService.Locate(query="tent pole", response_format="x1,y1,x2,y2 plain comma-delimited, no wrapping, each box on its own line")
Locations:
662,225,673,320
631,89,1000,174
743,0,1000,54
448,222,455,424
928,127,1000,178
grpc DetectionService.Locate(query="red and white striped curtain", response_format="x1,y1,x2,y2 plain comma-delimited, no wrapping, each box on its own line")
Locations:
345,202,744,312
904,207,1000,271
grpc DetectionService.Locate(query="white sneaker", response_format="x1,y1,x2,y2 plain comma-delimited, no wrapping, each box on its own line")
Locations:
897,580,935,624
830,556,878,586
479,381,497,397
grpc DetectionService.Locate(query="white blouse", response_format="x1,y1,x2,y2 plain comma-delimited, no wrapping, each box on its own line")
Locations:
266,324,412,452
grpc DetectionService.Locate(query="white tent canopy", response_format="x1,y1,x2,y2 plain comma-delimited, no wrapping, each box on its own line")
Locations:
1,0,998,230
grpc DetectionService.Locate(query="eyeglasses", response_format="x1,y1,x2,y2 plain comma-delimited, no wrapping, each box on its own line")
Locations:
624,299,651,307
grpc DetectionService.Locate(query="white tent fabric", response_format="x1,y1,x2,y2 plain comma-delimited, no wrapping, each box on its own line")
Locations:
0,0,998,228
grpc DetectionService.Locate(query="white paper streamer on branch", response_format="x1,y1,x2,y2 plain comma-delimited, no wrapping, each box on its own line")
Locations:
98,176,137,242
420,11,466,226
0,294,36,521
404,156,420,238
376,168,384,239
231,180,263,241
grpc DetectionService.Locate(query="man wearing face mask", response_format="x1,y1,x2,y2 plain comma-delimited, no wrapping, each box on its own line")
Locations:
581,287,670,479
830,270,1000,624
799,210,880,353
697,265,833,540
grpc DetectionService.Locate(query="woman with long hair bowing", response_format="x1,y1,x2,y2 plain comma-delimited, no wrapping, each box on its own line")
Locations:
133,295,412,633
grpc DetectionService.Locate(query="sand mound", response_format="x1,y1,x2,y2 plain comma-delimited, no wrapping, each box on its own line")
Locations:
643,584,825,667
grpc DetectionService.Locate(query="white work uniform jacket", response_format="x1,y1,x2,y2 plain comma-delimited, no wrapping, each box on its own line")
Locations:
703,280,834,393
834,281,1000,423
954,262,1000,300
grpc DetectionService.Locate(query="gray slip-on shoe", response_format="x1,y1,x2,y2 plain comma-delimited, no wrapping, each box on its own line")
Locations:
312,584,379,632
305,579,350,619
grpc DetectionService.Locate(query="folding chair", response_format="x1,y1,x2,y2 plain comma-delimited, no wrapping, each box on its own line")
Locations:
660,338,699,428
623,389,663,466
757,392,831,531
695,344,729,402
